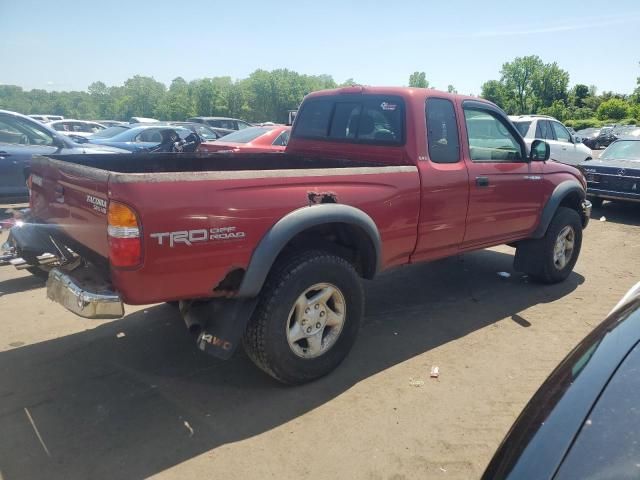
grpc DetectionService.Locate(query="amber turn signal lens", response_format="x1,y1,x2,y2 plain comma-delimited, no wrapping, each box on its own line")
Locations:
108,201,138,228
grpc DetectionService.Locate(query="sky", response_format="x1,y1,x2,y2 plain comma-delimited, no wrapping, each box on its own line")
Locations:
1,0,640,95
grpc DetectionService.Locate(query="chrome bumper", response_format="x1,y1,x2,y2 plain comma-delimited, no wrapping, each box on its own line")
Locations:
46,267,124,319
582,199,592,228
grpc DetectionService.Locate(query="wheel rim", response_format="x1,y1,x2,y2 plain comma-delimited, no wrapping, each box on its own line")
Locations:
286,282,346,359
553,225,575,270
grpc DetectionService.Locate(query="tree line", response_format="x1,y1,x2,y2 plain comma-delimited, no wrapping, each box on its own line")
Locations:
1,58,639,129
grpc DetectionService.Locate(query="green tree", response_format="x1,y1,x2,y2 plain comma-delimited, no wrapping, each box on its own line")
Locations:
480,80,508,108
500,55,544,114
447,85,457,94
408,71,429,88
597,98,629,120
570,84,590,108
532,62,569,109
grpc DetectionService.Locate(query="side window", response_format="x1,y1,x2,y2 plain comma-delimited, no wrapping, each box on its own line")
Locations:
136,129,162,143
552,122,571,143
272,130,290,146
536,120,555,140
294,99,332,138
11,117,55,146
426,98,460,163
0,119,27,144
464,108,523,162
236,121,251,130
329,102,361,139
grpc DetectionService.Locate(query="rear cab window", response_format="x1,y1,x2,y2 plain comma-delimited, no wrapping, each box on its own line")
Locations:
293,95,405,145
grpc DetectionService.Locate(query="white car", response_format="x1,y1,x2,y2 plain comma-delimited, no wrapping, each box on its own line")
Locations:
29,114,64,122
510,115,593,166
48,119,106,138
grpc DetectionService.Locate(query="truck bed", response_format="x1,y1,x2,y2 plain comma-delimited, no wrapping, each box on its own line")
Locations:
29,152,420,304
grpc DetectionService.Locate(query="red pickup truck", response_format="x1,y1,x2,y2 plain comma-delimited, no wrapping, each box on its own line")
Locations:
13,86,591,384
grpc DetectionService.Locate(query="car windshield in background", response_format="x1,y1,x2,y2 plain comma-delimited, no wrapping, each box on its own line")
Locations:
512,121,531,137
600,140,640,161
219,127,270,143
90,125,129,139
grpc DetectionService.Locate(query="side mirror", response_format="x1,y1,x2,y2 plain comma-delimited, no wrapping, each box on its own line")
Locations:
573,135,582,144
530,139,550,161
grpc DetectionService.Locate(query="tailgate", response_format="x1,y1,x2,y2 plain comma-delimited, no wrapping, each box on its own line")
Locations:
30,156,110,258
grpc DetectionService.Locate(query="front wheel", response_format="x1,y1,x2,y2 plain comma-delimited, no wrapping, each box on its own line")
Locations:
516,207,583,284
243,250,364,384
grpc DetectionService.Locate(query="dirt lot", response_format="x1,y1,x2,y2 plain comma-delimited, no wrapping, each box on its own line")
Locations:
1,201,639,480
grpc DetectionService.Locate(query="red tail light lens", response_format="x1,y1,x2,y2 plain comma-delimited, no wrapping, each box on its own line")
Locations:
107,201,141,268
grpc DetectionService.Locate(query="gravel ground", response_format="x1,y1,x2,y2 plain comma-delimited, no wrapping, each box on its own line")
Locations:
0,201,639,480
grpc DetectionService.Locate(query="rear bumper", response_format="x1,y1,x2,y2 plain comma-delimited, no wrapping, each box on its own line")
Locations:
46,267,124,319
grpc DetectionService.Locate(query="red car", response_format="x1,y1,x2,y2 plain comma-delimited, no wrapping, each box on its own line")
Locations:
198,125,290,153
11,86,591,384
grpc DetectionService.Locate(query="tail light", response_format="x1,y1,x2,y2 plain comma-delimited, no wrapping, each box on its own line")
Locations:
108,201,141,268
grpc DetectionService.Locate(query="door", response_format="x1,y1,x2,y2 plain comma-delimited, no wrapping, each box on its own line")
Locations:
535,119,566,163
0,114,58,199
462,104,544,247
412,97,470,261
550,120,582,165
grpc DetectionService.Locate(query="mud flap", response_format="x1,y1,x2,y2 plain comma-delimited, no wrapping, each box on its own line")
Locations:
181,298,258,360
513,239,544,276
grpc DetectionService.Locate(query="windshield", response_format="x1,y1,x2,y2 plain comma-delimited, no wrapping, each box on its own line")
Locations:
600,141,640,161
218,126,270,143
90,125,130,138
512,121,531,137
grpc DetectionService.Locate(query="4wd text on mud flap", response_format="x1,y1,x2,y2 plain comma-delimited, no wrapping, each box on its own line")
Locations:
150,227,246,247
198,333,232,351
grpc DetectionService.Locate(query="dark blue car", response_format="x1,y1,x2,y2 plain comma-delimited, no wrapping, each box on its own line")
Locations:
0,110,127,202
87,125,194,152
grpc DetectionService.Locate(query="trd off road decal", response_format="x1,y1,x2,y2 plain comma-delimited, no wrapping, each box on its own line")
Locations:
150,227,246,247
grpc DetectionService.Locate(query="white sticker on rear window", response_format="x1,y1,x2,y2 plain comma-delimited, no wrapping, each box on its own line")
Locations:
380,102,397,111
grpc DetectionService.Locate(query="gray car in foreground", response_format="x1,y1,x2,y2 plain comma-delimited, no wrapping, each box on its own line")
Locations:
0,110,128,202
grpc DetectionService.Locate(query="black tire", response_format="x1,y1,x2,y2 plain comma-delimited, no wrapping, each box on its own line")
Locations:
516,207,583,284
243,250,364,384
590,197,604,208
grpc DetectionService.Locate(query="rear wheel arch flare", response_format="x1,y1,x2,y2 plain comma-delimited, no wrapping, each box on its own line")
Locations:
237,204,382,298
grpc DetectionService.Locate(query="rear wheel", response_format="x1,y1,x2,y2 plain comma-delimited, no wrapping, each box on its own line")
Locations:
243,250,363,384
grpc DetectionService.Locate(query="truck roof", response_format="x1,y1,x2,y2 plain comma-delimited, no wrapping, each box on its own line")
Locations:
304,85,482,105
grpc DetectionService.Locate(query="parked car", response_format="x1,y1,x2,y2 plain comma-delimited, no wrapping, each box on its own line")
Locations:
198,125,290,153
580,137,640,207
510,115,592,165
483,281,640,480
14,87,591,384
28,114,64,123
161,121,230,141
88,125,131,139
0,110,128,202
128,117,159,124
95,120,128,128
187,116,253,130
581,127,618,150
87,125,194,152
48,120,106,138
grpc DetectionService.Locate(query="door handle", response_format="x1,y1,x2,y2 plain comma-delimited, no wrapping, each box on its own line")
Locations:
476,176,490,187
0,151,10,160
